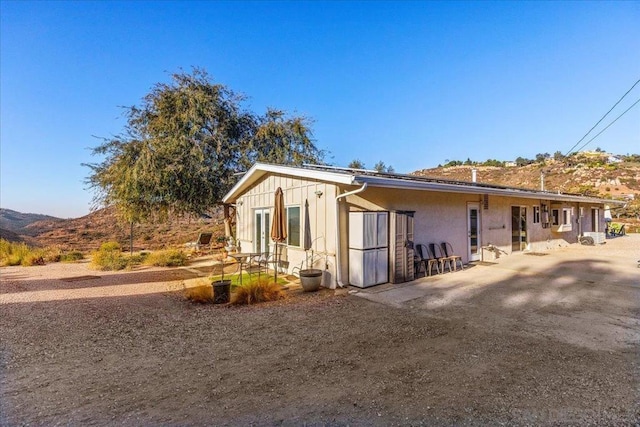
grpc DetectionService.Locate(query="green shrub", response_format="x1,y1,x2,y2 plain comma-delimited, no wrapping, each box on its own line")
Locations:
143,249,188,267
0,240,30,266
91,242,128,270
59,251,84,262
0,239,85,266
0,239,46,266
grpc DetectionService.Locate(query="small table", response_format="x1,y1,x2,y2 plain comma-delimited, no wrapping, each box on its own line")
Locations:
227,253,254,286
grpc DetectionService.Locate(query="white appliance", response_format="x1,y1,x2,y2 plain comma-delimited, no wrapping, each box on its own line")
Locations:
348,211,389,288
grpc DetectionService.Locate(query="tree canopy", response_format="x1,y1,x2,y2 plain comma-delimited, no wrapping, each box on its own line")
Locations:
85,69,324,222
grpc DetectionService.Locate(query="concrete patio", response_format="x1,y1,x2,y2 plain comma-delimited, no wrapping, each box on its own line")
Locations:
352,234,640,352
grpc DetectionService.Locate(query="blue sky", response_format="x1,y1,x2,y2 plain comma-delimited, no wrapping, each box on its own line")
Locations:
1,1,639,218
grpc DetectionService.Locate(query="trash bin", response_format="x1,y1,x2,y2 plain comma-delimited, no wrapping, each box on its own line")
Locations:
212,280,231,304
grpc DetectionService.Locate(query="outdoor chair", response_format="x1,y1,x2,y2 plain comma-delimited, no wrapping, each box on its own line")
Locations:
611,224,626,237
416,244,441,276
246,252,270,276
414,245,426,276
429,243,451,273
441,242,464,271
185,232,213,253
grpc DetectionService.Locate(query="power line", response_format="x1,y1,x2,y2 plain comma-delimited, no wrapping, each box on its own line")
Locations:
573,97,640,153
564,78,640,156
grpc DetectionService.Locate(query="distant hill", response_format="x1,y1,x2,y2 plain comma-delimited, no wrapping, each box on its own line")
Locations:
1,206,225,252
25,206,226,252
0,227,24,243
0,208,62,234
413,152,639,206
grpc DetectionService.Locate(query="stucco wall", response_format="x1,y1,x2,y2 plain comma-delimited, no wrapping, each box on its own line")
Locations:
341,187,606,264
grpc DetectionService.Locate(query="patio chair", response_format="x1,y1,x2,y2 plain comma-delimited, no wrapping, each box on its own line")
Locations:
416,244,441,276
441,242,464,271
185,232,213,252
429,243,451,273
612,224,626,237
246,252,270,276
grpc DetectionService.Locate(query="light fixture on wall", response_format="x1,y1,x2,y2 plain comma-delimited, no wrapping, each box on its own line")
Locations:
314,190,323,198
237,200,243,206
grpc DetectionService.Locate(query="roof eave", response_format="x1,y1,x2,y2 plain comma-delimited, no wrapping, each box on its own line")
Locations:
222,163,355,203
353,176,623,205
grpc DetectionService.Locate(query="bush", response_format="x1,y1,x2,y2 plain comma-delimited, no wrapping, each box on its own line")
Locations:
144,249,188,267
0,239,50,266
1,240,30,266
91,242,128,271
183,281,213,304
0,240,85,266
232,277,285,305
59,251,84,262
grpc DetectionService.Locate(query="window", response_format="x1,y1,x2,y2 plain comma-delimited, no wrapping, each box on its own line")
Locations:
286,206,301,247
551,206,573,232
533,206,540,224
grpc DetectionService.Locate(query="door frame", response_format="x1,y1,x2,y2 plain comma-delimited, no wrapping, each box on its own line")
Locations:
511,205,528,252
254,208,271,254
467,203,481,262
591,207,600,232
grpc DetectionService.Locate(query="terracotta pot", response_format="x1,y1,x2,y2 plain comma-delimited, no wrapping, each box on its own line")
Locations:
299,269,322,292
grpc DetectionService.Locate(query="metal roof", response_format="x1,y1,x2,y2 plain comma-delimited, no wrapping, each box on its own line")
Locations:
222,162,625,206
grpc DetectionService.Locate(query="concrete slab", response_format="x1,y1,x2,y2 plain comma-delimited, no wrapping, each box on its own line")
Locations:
351,234,640,351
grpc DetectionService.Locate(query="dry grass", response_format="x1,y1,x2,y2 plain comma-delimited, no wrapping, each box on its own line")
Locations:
143,249,188,267
0,239,77,266
232,277,285,305
183,280,214,304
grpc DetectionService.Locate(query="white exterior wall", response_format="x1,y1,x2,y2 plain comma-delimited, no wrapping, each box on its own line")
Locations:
341,187,606,265
234,174,338,287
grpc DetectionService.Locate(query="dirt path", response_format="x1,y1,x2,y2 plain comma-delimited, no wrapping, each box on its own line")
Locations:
1,241,639,425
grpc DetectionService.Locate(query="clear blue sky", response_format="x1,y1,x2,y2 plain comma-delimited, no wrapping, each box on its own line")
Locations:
1,1,639,218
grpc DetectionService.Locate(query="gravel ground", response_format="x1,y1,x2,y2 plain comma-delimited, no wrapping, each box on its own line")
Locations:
1,237,639,426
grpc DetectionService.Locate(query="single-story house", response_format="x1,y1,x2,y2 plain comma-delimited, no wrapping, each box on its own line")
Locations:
222,163,624,289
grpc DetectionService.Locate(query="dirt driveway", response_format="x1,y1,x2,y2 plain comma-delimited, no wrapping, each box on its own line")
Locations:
1,237,639,425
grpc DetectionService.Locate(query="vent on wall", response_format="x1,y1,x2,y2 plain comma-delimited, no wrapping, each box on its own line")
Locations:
483,194,489,210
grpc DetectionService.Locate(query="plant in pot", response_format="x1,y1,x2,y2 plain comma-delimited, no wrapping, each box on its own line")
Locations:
211,249,231,304
224,236,237,253
299,250,322,292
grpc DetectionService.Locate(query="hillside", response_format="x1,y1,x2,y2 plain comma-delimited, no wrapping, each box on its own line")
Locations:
0,208,62,234
413,153,640,217
18,207,225,252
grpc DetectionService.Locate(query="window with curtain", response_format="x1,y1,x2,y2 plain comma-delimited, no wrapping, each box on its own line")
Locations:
286,206,301,247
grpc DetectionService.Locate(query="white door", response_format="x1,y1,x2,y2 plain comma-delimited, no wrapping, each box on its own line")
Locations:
254,209,271,254
467,203,481,262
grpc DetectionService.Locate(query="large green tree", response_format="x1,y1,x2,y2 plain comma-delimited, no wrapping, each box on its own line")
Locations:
85,69,324,222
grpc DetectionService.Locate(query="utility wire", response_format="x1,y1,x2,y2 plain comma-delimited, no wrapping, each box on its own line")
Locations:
564,78,640,156
573,97,640,153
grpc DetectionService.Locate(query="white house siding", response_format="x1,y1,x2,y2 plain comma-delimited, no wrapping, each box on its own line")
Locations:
234,173,338,287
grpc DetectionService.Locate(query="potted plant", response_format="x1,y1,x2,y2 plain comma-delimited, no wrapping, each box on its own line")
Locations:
211,250,231,304
299,250,322,292
224,236,237,253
